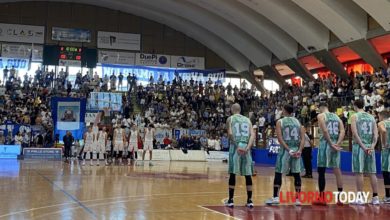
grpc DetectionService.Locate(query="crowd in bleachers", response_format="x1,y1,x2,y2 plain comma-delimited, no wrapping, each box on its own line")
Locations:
1,64,390,150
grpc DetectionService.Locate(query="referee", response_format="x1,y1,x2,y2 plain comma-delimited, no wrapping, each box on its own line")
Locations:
302,127,314,178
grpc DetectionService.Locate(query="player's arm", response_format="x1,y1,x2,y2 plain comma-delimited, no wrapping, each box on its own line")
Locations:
351,115,368,151
336,118,345,147
245,121,255,152
317,114,335,147
371,120,379,149
276,120,292,154
378,122,387,150
226,117,233,141
298,125,305,154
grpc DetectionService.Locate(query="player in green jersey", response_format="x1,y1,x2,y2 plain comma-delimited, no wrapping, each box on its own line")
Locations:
351,100,379,205
314,102,345,205
225,103,256,208
265,104,305,206
378,110,390,204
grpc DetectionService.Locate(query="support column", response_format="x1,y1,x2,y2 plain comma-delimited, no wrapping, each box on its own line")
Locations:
347,39,386,70
313,49,349,79
259,65,286,87
284,58,315,81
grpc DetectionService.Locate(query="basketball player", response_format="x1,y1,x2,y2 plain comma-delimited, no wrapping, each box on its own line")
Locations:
113,124,126,165
225,103,255,208
128,124,139,165
96,127,108,166
315,102,345,205
377,110,390,203
350,100,379,205
265,104,305,206
143,124,155,166
82,126,95,166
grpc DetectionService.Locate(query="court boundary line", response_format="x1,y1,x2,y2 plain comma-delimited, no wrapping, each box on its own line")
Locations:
34,170,98,219
198,205,241,220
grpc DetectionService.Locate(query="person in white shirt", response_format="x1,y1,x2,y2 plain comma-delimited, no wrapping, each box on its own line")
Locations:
258,115,266,133
14,132,23,145
82,126,95,166
214,137,221,151
96,127,107,166
127,124,139,165
113,124,126,165
143,124,155,166
363,92,374,111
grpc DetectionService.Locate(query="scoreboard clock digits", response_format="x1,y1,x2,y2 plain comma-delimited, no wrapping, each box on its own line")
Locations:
60,46,82,60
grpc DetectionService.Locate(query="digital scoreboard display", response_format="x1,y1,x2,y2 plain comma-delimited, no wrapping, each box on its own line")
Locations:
59,46,82,60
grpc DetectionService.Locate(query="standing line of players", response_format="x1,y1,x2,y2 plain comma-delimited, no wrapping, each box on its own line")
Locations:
82,123,155,166
224,100,390,207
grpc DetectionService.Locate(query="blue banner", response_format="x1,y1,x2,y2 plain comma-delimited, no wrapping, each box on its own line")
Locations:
0,145,21,159
0,57,29,71
51,97,86,140
101,64,225,84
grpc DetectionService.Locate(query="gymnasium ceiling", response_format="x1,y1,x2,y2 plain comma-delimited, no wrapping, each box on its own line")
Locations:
1,0,390,77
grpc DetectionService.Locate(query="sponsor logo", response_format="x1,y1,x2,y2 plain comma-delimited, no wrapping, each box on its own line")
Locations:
159,56,168,65
279,191,370,204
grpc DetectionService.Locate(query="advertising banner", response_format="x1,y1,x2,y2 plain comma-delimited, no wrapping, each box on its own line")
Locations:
52,27,91,43
101,64,225,84
154,128,172,144
97,31,140,51
59,59,81,67
98,50,135,65
1,43,43,61
23,148,62,160
0,23,44,44
0,145,21,159
0,57,29,71
135,53,170,67
171,56,205,69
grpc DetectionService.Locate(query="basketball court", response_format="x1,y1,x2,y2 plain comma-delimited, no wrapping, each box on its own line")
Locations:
0,160,388,220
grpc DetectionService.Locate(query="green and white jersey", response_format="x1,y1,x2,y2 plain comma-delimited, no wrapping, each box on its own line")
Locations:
319,112,340,143
383,120,390,147
230,114,251,145
354,112,376,145
280,117,301,151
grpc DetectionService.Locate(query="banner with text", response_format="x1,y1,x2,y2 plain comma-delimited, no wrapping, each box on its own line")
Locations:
101,64,225,84
0,57,29,71
97,31,140,51
1,43,43,61
135,53,170,67
171,56,205,69
98,50,135,65
0,23,44,44
52,27,91,43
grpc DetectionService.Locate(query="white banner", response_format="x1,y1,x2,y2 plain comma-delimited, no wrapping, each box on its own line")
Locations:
0,23,44,44
135,53,170,67
59,59,81,67
97,31,140,51
171,56,205,69
0,57,29,71
154,128,172,144
205,151,229,161
98,50,135,65
1,43,43,61
169,150,206,161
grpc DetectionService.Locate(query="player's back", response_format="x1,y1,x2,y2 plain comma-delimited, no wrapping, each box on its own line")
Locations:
280,117,301,150
320,112,340,143
230,114,251,144
355,112,375,145
383,120,390,144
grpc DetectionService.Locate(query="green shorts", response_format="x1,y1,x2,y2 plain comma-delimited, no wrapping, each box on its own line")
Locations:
275,148,302,174
317,141,340,168
228,142,253,176
352,144,376,174
382,148,390,172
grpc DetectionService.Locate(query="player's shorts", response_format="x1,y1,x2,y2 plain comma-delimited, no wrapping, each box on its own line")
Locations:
129,142,138,152
228,142,253,176
382,148,390,172
97,142,105,153
352,144,376,173
144,141,153,151
113,141,124,152
84,143,94,152
275,147,302,174
317,140,340,168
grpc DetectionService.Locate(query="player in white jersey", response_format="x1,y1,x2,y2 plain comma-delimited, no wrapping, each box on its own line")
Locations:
113,125,126,165
82,126,95,166
143,124,155,166
127,124,140,165
96,126,108,166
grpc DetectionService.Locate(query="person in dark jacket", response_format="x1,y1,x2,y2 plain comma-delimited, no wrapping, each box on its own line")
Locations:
63,131,74,162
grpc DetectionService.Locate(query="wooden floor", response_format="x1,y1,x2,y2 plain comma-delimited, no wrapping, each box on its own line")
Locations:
0,159,388,220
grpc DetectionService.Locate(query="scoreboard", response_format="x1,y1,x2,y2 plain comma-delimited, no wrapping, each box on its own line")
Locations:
59,46,82,60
